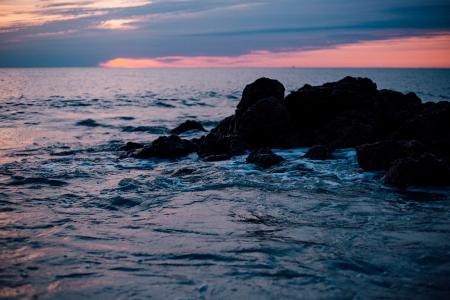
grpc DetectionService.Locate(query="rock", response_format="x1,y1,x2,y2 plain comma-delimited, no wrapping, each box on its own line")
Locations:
196,115,246,159
171,120,206,134
172,167,196,176
384,153,450,187
236,77,285,114
282,76,418,147
202,154,232,162
356,140,428,171
135,135,195,159
197,78,288,156
76,118,102,127
121,142,144,151
246,147,284,168
235,96,291,147
390,101,450,160
197,132,246,159
304,145,334,160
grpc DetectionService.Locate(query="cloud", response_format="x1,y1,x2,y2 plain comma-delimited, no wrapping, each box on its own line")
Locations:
100,33,450,68
96,18,141,30
1,0,450,67
0,0,151,30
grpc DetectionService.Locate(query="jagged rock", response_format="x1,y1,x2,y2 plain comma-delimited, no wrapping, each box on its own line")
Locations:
357,140,428,171
246,148,284,168
135,135,195,159
304,145,334,160
384,153,450,187
171,120,206,134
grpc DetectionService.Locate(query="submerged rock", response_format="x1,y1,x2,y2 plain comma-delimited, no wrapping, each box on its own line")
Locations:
171,120,206,135
172,167,196,177
304,145,334,160
246,148,284,168
135,135,195,159
384,153,450,187
203,154,232,162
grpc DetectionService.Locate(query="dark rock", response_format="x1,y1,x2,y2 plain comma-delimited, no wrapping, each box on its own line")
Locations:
76,118,102,127
235,96,291,147
357,140,429,171
171,120,206,135
390,101,450,160
121,142,144,151
282,77,385,147
172,167,196,176
135,135,195,159
246,147,284,168
202,154,232,162
237,77,285,114
384,153,450,187
196,117,246,158
197,78,288,156
304,145,334,160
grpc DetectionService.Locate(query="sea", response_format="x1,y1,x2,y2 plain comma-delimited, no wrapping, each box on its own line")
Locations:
1,68,450,300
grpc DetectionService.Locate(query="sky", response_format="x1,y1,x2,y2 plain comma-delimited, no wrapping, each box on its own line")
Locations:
0,0,449,68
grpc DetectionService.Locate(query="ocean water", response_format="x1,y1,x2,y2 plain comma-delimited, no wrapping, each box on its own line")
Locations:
1,68,450,300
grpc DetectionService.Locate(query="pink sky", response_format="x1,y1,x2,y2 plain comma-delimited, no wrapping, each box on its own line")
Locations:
100,33,450,68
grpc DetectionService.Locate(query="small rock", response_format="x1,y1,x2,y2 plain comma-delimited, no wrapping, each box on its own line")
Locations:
202,154,232,161
304,145,334,160
246,147,284,168
172,167,196,176
171,120,206,135
121,142,144,151
135,135,195,159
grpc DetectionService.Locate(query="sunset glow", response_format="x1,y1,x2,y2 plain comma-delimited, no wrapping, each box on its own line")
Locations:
101,34,450,68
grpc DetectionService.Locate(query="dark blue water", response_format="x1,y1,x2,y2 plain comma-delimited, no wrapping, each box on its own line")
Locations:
1,68,450,299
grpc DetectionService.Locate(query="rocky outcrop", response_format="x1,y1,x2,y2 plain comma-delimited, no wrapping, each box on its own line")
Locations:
171,120,206,135
246,148,284,168
135,135,195,159
128,76,450,187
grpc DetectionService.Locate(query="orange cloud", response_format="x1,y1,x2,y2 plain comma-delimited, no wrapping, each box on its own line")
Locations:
0,0,151,30
96,18,141,30
100,33,450,68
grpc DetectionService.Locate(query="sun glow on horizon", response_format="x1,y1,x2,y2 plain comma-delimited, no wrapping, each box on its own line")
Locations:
100,34,450,69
